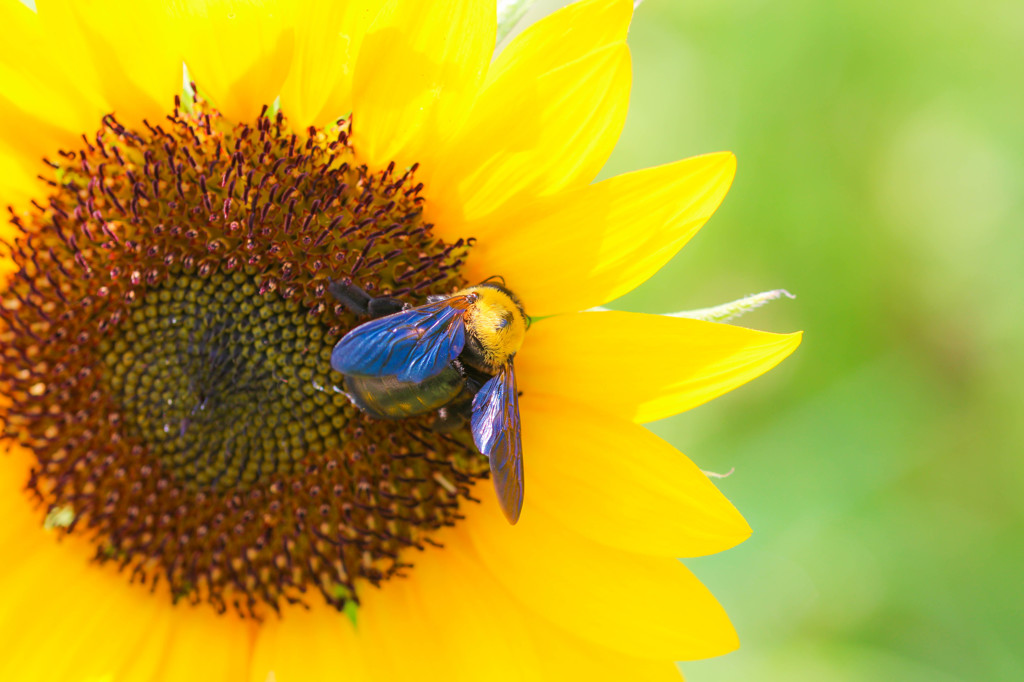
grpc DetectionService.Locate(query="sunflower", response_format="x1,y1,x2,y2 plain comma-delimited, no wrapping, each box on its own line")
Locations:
0,0,801,679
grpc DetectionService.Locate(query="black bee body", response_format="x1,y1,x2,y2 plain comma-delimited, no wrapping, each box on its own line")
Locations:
328,279,528,523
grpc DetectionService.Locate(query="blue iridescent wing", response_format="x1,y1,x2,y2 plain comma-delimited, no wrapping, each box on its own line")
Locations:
471,362,523,524
331,296,472,383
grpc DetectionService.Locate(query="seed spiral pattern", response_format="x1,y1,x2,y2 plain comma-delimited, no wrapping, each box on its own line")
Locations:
0,96,489,617
101,273,340,489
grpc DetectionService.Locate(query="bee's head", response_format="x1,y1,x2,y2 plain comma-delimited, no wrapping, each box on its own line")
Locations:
460,280,529,371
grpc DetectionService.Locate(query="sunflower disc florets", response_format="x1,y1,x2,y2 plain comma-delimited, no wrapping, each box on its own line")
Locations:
0,97,490,618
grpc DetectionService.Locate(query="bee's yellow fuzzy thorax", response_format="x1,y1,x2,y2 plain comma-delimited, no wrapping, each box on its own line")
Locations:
461,285,528,370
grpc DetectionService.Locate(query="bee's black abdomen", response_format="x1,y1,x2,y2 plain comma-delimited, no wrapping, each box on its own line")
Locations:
329,279,406,319
345,367,465,420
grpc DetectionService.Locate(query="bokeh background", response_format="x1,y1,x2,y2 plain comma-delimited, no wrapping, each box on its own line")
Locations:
573,0,1023,679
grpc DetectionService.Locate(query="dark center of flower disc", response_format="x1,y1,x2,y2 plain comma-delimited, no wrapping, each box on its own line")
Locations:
0,97,488,617
102,273,337,488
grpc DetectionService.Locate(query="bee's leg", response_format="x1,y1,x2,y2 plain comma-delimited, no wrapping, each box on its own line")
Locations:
434,390,477,433
367,297,407,318
327,279,371,314
328,279,407,319
432,363,476,433
433,403,467,433
432,365,483,433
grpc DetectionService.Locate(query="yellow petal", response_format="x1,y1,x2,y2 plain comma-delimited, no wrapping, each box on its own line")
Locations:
530,616,685,681
357,566,446,681
155,603,258,682
464,152,736,316
0,444,256,680
519,395,750,556
0,0,106,161
518,311,803,423
37,0,182,126
0,445,40,553
358,525,546,681
279,0,384,130
361,517,682,680
402,527,544,682
249,606,371,682
492,0,632,70
463,494,739,660
172,0,296,123
384,519,684,680
351,0,495,171
0,89,82,172
114,613,177,682
425,0,633,241
0,534,170,682
0,0,95,215
0,146,44,219
359,528,552,680
0,446,257,682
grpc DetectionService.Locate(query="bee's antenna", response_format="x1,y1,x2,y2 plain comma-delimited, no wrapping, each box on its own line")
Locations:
479,274,506,287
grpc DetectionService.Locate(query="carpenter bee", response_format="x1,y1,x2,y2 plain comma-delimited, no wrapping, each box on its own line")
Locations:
329,279,528,524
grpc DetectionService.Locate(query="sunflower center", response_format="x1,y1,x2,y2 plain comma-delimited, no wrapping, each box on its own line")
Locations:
101,273,336,488
0,98,488,617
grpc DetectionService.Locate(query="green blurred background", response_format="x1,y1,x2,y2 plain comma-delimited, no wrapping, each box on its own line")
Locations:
574,0,1024,679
